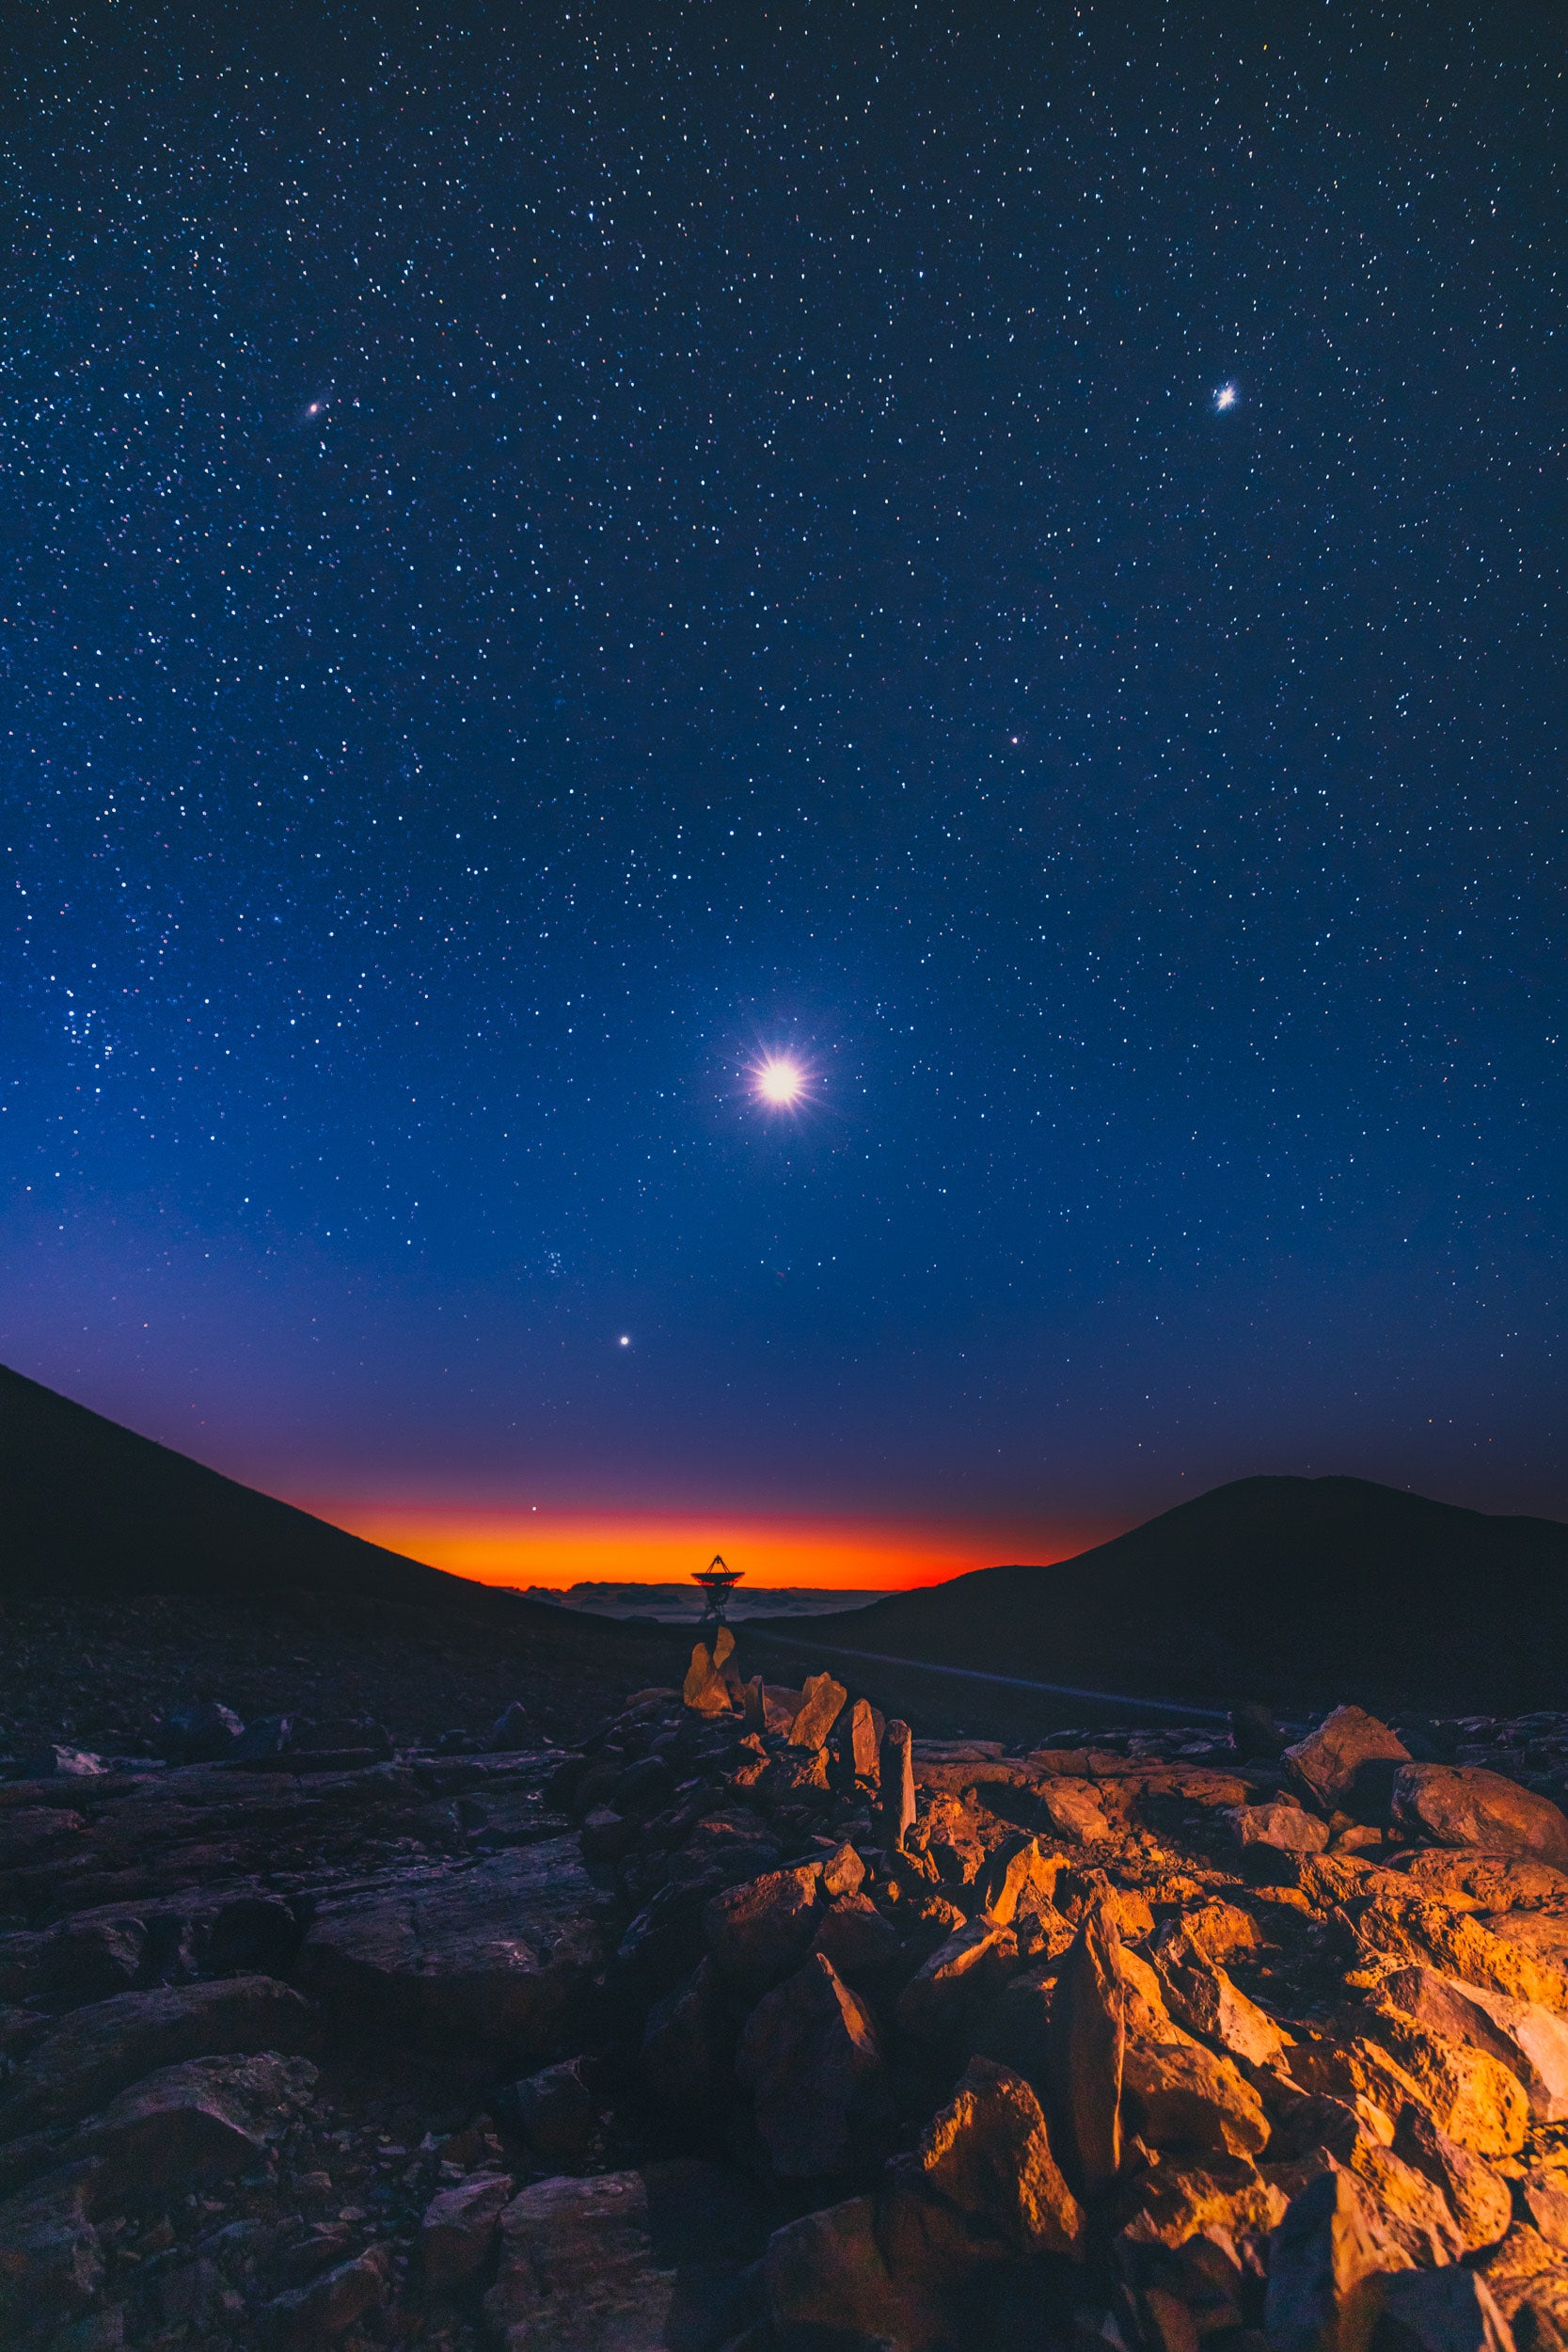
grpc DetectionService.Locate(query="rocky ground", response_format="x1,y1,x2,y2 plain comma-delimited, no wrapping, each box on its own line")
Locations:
4,1617,1568,2352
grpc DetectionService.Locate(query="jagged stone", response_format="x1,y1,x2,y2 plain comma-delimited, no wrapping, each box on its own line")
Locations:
1048,1896,1127,2192
1123,2035,1271,2158
1037,1778,1115,1844
1283,1708,1411,1817
880,1719,916,1851
912,2054,1083,2256
1263,2164,1411,2352
515,2058,596,2163
736,1952,882,2176
71,2053,316,2201
1378,2267,1516,2352
703,1864,821,1995
1392,1851,1568,1911
1231,1802,1332,1856
1376,1966,1568,2122
1391,1768,1568,1870
420,2171,513,2292
0,2161,104,2344
268,2246,389,2350
1392,2104,1513,2253
1157,1933,1291,2070
847,1696,881,1781
766,2194,942,2352
486,2161,765,2352
682,1641,735,1718
788,1672,848,1751
1357,2005,1529,2156
640,1957,736,2118
813,1893,902,1983
896,1919,1015,2046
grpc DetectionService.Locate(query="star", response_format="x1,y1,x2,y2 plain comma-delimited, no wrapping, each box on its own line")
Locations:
1212,382,1240,412
752,1057,807,1107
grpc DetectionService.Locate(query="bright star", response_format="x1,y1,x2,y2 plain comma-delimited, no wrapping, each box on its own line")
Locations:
1213,382,1239,412
753,1057,806,1107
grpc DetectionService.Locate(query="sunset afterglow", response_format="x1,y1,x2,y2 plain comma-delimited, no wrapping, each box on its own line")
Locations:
308,1505,1103,1594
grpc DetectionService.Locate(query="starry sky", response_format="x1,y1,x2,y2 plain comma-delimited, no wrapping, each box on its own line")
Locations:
3,0,1564,1586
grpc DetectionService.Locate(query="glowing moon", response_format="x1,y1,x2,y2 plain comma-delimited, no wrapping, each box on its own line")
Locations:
753,1057,806,1106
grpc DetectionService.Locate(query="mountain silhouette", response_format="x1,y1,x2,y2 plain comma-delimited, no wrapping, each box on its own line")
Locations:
0,1363,472,1607
784,1474,1568,1714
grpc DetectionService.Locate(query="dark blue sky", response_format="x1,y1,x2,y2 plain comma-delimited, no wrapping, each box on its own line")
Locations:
3,0,1563,1538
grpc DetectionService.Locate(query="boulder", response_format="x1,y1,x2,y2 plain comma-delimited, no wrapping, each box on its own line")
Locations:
1356,2007,1528,2157
0,2162,103,2344
896,1919,1015,2047
736,1952,881,2177
1392,1851,1568,1911
1230,1802,1332,1856
420,2171,513,2292
640,1959,736,2119
267,2246,389,2351
0,1976,315,2137
1377,2266,1516,2352
1521,2169,1568,2252
1121,2036,1270,2159
703,1865,820,1996
820,1841,866,1899
489,1702,532,1752
766,2194,942,2352
984,1838,1066,1926
788,1673,847,1752
1048,1897,1126,2192
1391,1768,1568,1870
813,1894,902,1984
297,1839,602,2058
1283,1707,1411,1817
1376,1966,1568,2122
1263,2165,1411,2352
912,2054,1083,2257
486,2161,764,2352
72,2053,317,2201
1037,1778,1114,1845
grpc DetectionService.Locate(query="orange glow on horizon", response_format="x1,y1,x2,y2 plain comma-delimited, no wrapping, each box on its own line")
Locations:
299,1503,1099,1594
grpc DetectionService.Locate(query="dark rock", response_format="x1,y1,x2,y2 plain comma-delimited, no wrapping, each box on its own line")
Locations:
160,1701,244,1764
1391,1766,1568,1870
421,2171,513,2293
1283,1707,1410,1815
485,2160,764,2352
813,1894,902,1984
298,1837,601,2057
610,1755,673,1821
489,1701,532,1751
288,1717,393,1763
0,2161,104,2345
1377,2265,1515,2352
224,1714,293,1762
896,1919,1016,2048
0,1975,315,2137
736,1951,882,2177
1391,2104,1513,2253
640,1958,736,2121
580,1805,632,1862
766,2194,940,2352
267,2245,389,2350
1231,1702,1290,1761
14,1747,108,1781
71,2052,317,2201
515,2058,596,2164
703,1864,821,1996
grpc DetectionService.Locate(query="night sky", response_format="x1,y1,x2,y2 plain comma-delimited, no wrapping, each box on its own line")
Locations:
4,2,1564,1583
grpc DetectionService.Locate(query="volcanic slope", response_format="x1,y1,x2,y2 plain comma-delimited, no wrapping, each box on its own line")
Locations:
780,1475,1568,1716
0,1362,472,1607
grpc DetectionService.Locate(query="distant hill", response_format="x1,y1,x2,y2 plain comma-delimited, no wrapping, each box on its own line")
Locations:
774,1476,1568,1715
0,1363,483,1609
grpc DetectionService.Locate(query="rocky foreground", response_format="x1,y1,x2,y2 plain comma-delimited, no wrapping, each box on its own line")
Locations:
4,1635,1568,2352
